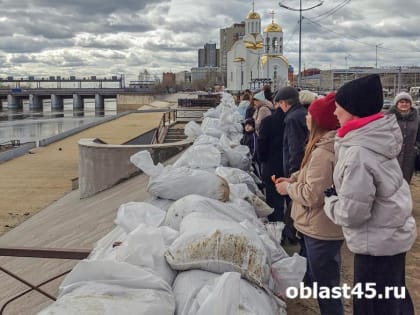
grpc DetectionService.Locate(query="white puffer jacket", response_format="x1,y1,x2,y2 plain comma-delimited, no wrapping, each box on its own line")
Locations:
324,114,417,256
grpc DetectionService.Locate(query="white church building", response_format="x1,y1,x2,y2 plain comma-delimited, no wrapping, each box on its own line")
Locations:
227,7,289,92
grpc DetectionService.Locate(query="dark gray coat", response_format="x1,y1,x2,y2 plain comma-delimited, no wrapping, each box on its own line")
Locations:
387,106,420,183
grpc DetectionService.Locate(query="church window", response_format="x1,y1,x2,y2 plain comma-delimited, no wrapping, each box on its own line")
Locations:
231,72,233,81
266,37,270,53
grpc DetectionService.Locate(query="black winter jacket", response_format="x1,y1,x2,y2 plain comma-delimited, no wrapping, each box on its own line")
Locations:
257,108,285,180
282,104,308,177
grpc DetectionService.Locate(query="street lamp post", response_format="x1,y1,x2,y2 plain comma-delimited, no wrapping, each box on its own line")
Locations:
234,57,246,92
375,43,383,69
344,54,351,82
279,0,323,88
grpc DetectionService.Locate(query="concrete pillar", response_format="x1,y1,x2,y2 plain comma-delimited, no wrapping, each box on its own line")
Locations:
73,94,84,110
7,94,23,110
94,94,105,110
51,94,64,110
29,94,43,111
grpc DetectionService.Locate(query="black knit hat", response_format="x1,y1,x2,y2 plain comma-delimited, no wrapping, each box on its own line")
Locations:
335,74,383,117
244,118,255,129
274,86,299,102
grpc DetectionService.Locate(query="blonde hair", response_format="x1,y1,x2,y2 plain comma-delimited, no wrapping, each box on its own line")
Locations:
300,118,328,169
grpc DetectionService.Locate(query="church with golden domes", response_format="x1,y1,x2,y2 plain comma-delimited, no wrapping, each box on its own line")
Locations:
226,5,289,91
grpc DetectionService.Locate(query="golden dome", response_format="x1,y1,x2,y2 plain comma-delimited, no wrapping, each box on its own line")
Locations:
246,11,260,19
264,23,282,32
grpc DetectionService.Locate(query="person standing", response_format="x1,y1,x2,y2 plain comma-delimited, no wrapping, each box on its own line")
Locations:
387,91,420,183
257,99,286,222
274,86,308,244
237,93,251,121
252,91,274,135
324,74,416,315
276,92,344,315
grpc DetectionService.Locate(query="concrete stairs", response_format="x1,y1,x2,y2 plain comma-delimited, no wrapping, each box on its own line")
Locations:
163,126,187,143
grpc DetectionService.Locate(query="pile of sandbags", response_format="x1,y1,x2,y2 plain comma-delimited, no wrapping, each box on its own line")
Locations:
38,92,306,315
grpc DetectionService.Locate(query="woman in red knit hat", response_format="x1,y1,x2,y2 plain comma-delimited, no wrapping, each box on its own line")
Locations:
275,92,344,315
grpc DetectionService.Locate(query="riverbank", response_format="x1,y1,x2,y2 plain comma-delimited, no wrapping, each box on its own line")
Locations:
0,111,163,235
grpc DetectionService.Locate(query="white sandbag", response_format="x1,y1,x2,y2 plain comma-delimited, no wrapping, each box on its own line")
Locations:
163,194,258,231
193,134,220,146
146,196,174,212
130,150,164,177
215,166,259,194
219,135,251,170
112,224,178,285
203,107,221,118
229,183,273,218
173,270,287,315
165,213,271,286
38,260,176,315
115,202,166,234
184,120,203,139
88,226,127,261
38,282,175,315
271,253,307,296
149,167,229,201
173,144,221,169
201,117,222,138
131,150,230,201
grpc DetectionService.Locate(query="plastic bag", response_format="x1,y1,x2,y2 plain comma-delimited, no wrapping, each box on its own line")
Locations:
215,166,259,194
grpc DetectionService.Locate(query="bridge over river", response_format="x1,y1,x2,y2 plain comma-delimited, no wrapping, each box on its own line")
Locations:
0,88,155,112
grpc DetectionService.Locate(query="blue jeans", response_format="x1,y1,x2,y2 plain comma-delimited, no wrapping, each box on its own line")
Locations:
302,234,344,315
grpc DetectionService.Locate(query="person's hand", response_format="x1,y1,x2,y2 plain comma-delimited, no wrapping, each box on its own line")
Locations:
276,181,289,195
271,175,291,184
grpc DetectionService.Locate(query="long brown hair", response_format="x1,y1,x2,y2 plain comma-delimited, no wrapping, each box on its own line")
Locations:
300,117,329,169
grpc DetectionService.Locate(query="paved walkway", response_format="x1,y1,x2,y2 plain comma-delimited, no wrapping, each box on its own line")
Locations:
0,112,163,235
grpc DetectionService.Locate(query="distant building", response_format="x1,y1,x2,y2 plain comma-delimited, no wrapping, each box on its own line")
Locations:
162,72,176,87
191,67,223,90
220,22,245,84
198,43,220,67
175,71,192,86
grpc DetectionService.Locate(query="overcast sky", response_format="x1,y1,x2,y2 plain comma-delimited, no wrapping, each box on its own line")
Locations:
0,0,419,82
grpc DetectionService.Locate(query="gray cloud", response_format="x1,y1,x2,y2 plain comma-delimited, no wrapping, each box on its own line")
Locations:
0,0,418,81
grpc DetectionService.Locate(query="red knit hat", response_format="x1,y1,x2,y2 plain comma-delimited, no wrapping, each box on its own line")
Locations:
308,92,339,130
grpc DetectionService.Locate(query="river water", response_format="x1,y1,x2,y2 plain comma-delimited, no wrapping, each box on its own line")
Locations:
0,99,117,144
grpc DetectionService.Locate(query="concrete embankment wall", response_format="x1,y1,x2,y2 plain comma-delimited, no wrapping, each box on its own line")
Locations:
117,93,155,111
78,138,192,198
0,142,36,164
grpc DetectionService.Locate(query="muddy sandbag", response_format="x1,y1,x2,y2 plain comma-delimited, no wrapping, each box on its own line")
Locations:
215,166,259,194
165,213,271,286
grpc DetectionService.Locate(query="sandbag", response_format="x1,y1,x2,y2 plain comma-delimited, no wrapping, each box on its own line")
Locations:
173,270,287,315
271,253,307,296
38,260,175,315
229,183,273,218
163,194,258,231
165,213,271,286
184,120,203,139
173,144,221,169
111,224,178,285
130,150,230,201
215,166,259,194
114,202,166,234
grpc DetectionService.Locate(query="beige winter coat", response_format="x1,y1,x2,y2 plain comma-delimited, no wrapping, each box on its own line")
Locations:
253,100,273,135
289,130,344,240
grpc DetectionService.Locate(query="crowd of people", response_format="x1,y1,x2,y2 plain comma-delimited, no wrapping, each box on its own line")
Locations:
237,75,417,315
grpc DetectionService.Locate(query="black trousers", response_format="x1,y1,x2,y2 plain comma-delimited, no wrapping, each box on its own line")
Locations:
353,252,414,315
265,180,285,222
302,234,344,315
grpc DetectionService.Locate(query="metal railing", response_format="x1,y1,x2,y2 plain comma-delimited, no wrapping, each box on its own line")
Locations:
152,110,177,144
0,246,90,314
